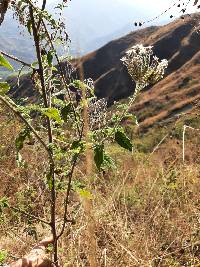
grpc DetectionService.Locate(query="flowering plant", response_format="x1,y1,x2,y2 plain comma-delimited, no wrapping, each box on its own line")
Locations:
121,44,168,95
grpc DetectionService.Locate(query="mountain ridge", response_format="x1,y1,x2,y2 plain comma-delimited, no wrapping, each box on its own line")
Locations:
7,13,200,130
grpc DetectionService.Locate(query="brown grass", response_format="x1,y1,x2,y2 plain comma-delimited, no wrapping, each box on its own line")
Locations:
0,106,200,267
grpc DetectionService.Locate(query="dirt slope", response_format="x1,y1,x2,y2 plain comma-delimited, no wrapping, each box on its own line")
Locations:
76,13,200,128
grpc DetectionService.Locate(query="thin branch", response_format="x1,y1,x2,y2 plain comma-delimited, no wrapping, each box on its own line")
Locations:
29,5,58,265
150,133,169,155
0,50,35,70
41,21,82,137
10,206,50,225
37,0,47,32
29,5,48,110
57,127,84,239
0,95,53,163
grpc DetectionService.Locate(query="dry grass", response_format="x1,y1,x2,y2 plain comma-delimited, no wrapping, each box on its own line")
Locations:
0,108,200,267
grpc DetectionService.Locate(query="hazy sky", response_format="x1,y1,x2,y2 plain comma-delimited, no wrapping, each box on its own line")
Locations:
39,0,196,12
42,0,197,9
39,0,197,22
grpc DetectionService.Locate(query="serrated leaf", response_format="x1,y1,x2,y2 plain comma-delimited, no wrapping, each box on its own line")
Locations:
42,108,62,124
0,82,10,95
115,130,133,151
94,144,104,171
102,153,115,170
61,103,73,122
0,54,14,71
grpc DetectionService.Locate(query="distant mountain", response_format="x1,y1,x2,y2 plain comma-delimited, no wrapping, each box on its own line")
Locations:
61,0,147,54
8,13,200,130
0,0,169,67
76,13,200,129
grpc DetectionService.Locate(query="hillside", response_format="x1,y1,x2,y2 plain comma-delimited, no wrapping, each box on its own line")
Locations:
1,8,200,267
7,13,200,130
76,13,200,129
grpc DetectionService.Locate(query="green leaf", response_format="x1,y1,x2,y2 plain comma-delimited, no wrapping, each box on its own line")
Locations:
102,153,115,170
61,103,73,122
0,82,10,96
0,54,14,71
0,250,8,264
47,51,53,67
94,144,104,171
71,141,85,160
71,180,86,191
115,130,133,151
78,189,93,200
15,128,30,151
31,61,39,68
42,108,62,124
0,197,9,208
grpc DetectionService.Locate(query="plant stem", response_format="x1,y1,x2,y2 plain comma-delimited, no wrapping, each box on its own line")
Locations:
0,50,35,70
41,20,82,137
0,95,53,163
29,5,58,265
10,206,50,225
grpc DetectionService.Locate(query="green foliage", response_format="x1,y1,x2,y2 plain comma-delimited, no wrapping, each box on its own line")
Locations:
61,103,73,123
94,144,104,170
0,1,154,264
78,188,93,200
47,51,54,67
0,197,9,211
0,82,10,96
101,152,115,170
46,172,53,190
27,19,32,35
42,108,63,124
0,250,8,265
71,140,85,154
115,130,133,151
15,127,31,152
0,54,14,71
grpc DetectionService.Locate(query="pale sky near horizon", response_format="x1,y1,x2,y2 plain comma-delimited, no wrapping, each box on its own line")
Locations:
38,0,197,18
39,0,196,10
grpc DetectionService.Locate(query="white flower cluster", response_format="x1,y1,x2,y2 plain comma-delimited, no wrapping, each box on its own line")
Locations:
89,97,107,131
83,78,108,131
121,44,168,88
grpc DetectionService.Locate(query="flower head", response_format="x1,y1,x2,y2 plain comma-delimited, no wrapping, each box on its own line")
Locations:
121,44,168,88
